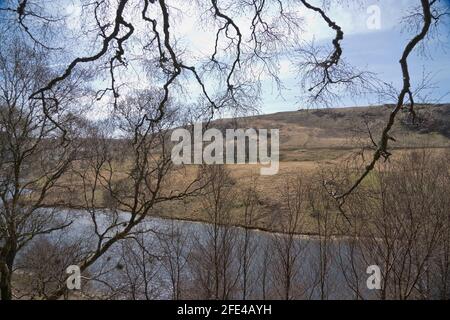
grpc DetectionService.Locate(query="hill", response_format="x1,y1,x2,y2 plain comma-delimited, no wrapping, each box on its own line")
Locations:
216,103,450,162
150,104,450,233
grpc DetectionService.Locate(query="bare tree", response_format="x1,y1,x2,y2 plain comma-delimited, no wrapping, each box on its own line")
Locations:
158,221,191,300
114,232,164,300
14,235,87,300
335,151,450,300
38,89,207,300
0,41,82,300
307,178,339,300
335,0,448,201
189,165,240,299
237,176,260,300
270,175,309,300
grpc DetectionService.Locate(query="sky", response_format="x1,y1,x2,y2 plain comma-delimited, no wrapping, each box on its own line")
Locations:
167,0,450,113
164,0,450,113
262,29,450,113
1,0,450,116
258,0,450,113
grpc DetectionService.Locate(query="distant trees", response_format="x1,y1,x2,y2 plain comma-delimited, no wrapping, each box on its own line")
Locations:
115,233,163,300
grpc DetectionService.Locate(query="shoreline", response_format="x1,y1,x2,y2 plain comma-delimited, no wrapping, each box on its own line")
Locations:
43,204,357,241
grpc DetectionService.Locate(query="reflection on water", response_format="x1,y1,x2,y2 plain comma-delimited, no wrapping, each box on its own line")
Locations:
23,209,376,300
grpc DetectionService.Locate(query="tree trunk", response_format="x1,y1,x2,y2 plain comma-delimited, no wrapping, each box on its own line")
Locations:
0,244,17,300
0,258,14,300
0,268,12,300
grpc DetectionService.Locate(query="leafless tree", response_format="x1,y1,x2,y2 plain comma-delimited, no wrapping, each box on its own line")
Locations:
0,0,446,203
236,176,260,300
189,165,240,299
14,235,87,300
335,151,450,300
0,41,83,300
0,0,448,301
113,232,164,300
158,221,191,300
307,179,339,300
334,0,448,201
22,88,206,300
270,175,309,300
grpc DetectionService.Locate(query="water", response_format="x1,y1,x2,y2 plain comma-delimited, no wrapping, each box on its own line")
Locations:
20,208,375,300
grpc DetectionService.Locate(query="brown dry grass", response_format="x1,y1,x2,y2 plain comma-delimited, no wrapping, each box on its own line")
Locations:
39,104,450,234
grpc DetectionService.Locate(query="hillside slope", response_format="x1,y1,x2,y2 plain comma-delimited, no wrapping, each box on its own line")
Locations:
215,104,450,162
152,104,450,233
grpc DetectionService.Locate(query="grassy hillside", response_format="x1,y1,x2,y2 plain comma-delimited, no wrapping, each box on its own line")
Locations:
150,104,450,233
219,104,450,162
49,104,450,234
